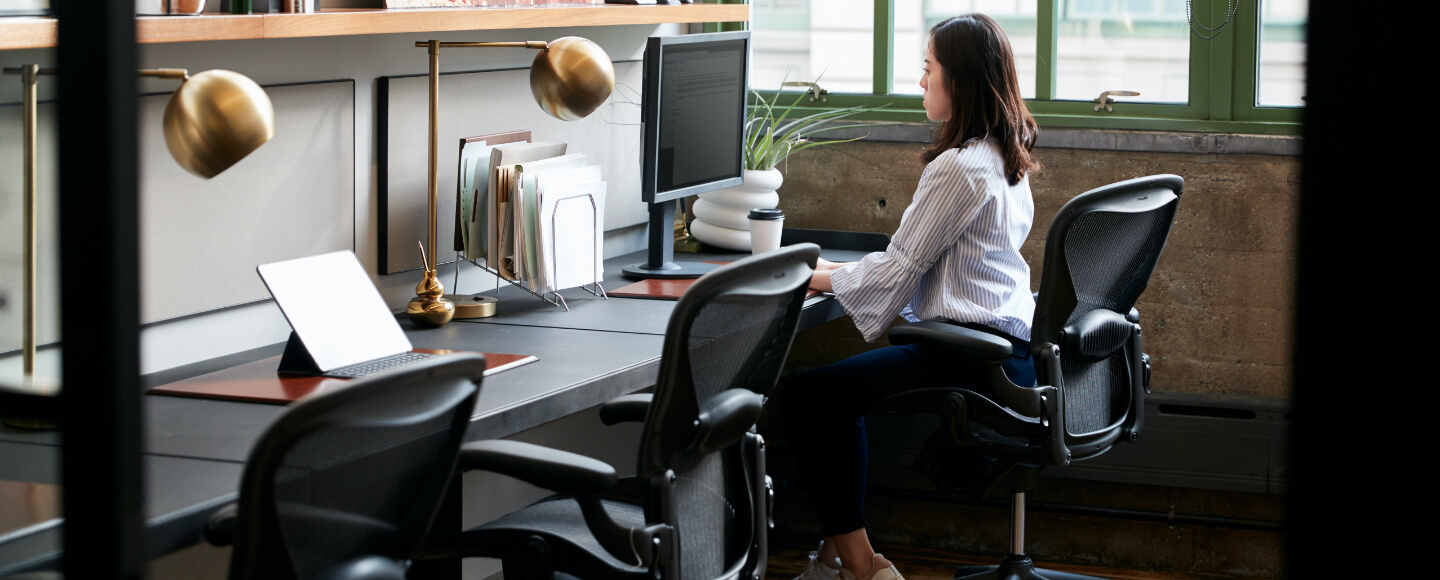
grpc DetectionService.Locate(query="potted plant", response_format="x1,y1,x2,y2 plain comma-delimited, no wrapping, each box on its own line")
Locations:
688,81,887,251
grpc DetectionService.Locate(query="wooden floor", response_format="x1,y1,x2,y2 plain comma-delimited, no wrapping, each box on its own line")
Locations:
765,545,1266,580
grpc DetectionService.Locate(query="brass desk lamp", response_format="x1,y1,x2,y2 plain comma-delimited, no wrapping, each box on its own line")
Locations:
2,65,274,429
407,37,614,327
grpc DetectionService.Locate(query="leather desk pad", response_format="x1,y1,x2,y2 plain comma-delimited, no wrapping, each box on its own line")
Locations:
147,349,534,405
610,262,820,301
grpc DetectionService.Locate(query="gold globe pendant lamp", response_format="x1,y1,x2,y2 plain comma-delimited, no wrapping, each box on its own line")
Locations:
529,37,617,121
1,65,273,429
408,37,614,327
159,69,276,179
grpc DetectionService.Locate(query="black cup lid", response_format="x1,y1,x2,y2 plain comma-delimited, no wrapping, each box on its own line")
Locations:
748,208,784,220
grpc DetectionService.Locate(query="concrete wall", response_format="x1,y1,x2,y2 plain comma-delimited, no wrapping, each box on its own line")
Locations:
772,129,1299,401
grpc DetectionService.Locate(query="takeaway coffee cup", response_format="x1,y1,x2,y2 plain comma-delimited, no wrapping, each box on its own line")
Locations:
748,208,785,254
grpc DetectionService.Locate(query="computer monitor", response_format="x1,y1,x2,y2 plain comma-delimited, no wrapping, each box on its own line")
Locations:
622,31,751,280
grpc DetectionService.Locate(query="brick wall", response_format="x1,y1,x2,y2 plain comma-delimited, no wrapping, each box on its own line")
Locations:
771,138,1299,400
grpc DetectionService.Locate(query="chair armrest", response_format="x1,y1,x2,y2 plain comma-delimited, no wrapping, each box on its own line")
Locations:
888,321,1012,361
204,502,238,547
1061,309,1134,362
458,440,617,497
690,389,764,454
599,394,652,425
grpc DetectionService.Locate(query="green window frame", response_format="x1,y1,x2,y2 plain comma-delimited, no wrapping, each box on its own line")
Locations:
715,0,1302,135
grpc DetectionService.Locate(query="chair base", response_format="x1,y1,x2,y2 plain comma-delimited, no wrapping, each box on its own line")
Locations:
954,555,1107,580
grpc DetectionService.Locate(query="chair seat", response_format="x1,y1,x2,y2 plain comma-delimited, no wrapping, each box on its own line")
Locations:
415,497,651,579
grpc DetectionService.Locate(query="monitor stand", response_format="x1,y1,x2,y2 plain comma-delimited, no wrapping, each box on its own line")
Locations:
622,199,723,279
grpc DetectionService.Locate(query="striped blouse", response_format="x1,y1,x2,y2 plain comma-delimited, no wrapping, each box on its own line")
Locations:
830,139,1036,344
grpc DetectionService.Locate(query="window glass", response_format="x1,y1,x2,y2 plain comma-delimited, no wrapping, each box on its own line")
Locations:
1056,0,1189,104
751,0,875,95
893,0,1037,98
1257,0,1305,107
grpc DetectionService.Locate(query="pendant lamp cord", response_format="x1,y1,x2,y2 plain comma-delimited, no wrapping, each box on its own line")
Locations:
1186,0,1239,40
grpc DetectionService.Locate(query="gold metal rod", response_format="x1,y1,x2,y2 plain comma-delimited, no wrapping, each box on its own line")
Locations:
5,68,185,79
410,37,550,274
427,40,440,270
19,65,37,378
136,68,189,80
7,64,182,376
9,67,187,370
3,68,57,75
413,41,548,50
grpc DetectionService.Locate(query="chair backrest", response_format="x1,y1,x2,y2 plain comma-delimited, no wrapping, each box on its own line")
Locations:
228,354,487,580
638,244,819,580
1032,175,1182,436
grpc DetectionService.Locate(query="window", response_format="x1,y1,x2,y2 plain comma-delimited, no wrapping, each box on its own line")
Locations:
894,1,1037,98
742,0,1306,134
1257,0,1306,107
752,0,875,93
1055,0,1189,103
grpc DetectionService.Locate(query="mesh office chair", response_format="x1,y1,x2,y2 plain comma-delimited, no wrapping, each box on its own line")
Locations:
203,354,488,580
876,175,1182,580
413,244,821,580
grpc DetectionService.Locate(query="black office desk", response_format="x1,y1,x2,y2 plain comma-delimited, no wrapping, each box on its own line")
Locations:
0,441,245,572
0,243,873,574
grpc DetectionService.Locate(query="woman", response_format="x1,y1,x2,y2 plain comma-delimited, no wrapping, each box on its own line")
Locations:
779,14,1040,580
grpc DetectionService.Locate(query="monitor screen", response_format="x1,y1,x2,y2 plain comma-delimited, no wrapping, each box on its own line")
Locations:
642,32,750,203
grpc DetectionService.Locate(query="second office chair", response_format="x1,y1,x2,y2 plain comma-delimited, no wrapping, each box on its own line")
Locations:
203,353,489,580
413,243,821,580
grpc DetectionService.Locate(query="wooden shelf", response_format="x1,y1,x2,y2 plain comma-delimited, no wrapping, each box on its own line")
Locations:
0,4,750,51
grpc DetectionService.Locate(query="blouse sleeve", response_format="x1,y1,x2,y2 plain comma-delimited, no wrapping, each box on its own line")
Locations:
829,148,990,342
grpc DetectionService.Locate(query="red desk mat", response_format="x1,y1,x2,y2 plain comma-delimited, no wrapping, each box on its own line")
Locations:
610,262,820,301
147,349,535,405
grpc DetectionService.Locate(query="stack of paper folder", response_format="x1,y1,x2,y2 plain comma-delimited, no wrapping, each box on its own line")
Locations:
456,135,607,295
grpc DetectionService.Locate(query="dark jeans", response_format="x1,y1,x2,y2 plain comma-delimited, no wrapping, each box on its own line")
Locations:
777,328,1034,536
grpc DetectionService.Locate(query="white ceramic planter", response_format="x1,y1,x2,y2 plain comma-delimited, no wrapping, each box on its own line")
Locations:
690,220,753,252
690,168,782,251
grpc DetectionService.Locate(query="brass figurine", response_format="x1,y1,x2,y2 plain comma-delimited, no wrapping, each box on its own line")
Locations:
407,241,456,328
674,199,702,253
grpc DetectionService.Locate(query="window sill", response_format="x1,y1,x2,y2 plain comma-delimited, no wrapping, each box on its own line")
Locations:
812,123,1301,157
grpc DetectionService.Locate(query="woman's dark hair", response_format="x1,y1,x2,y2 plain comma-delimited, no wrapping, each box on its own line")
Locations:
921,13,1039,185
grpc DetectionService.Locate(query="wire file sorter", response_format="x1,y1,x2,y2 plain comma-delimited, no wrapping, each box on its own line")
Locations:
453,137,607,311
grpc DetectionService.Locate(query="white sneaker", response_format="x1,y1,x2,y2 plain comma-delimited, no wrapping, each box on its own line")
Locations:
794,541,842,580
836,553,904,580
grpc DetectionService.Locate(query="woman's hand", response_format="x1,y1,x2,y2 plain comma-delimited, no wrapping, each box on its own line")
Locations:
815,257,846,273
809,259,846,292
809,270,834,293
